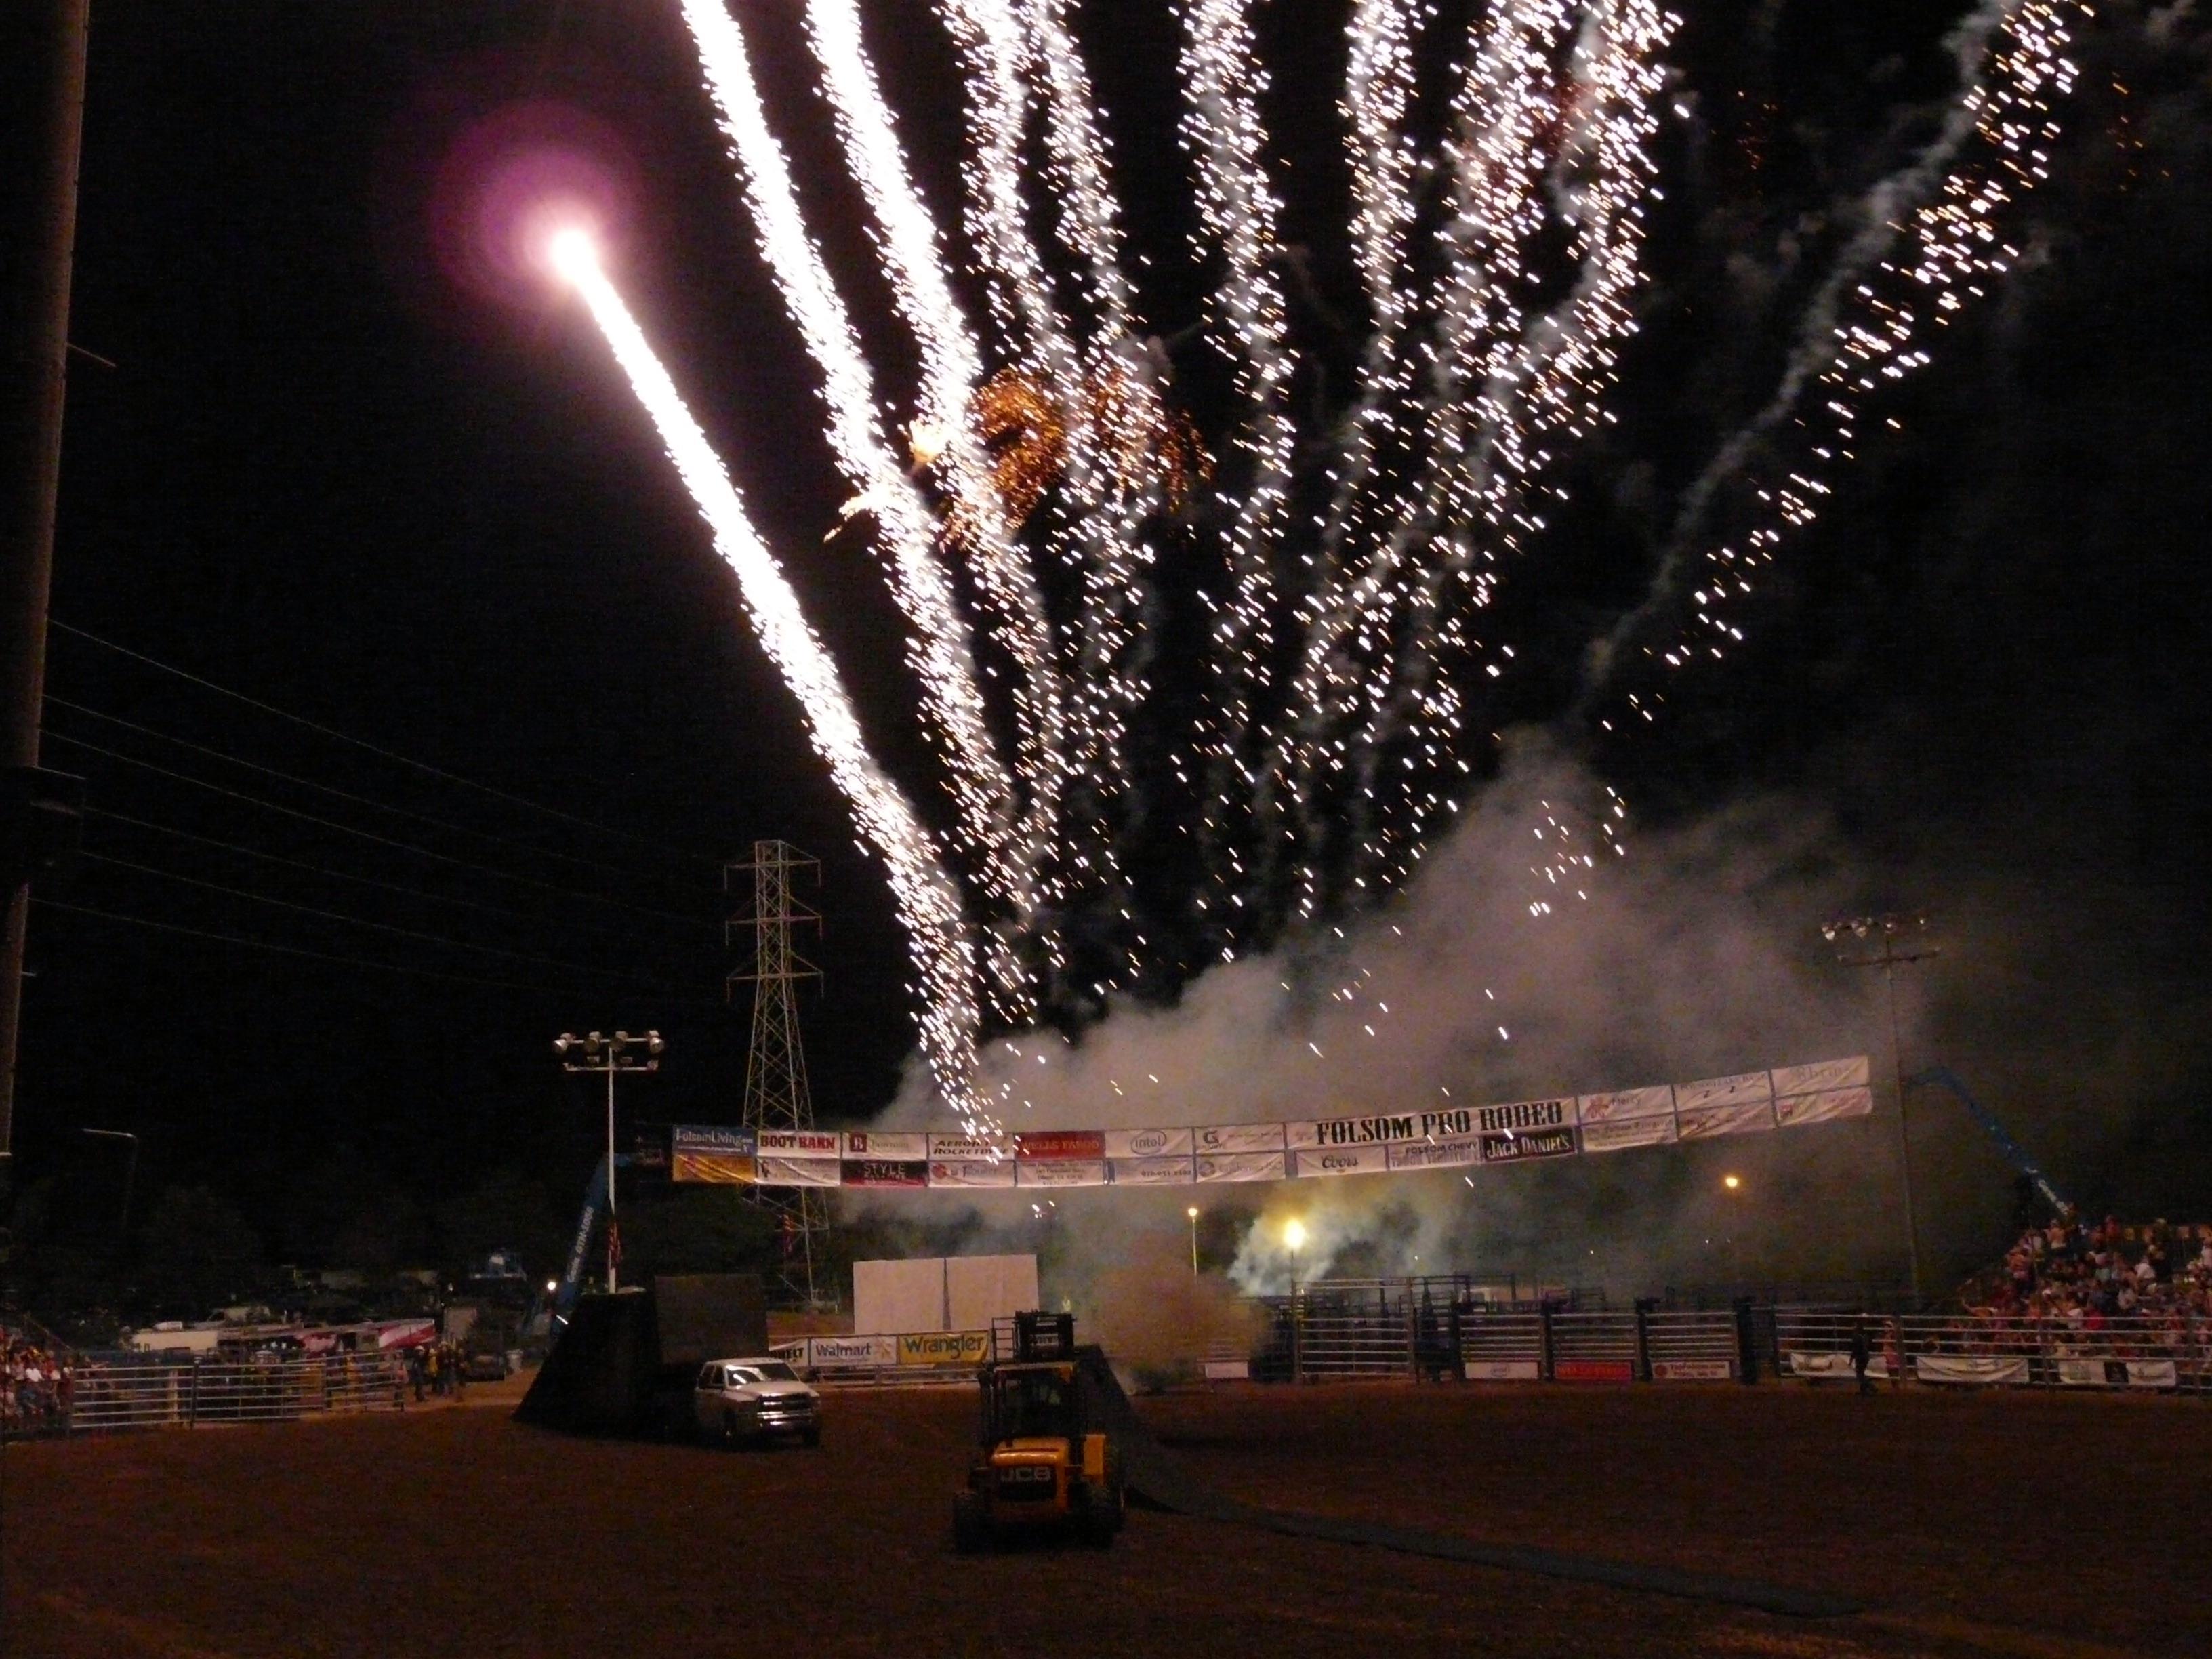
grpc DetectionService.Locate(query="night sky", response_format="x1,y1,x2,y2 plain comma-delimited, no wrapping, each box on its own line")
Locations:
11,1,2210,1277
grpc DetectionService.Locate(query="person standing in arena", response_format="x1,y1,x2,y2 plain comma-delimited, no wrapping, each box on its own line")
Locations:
1849,1317,1874,1395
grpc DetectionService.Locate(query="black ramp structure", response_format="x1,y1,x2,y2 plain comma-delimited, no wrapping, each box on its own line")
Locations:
1074,1350,1862,1621
516,1275,766,1438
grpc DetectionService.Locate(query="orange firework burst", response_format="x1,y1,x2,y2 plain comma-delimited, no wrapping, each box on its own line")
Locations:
945,363,1210,544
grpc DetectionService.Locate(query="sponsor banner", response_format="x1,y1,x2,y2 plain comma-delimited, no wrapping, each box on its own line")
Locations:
1014,1130,1105,1162
2127,1359,2178,1389
758,1155,841,1187
672,1125,756,1185
1770,1056,1870,1097
1580,1115,1679,1154
758,1129,840,1159
928,1133,1013,1162
1576,1084,1675,1122
1477,1098,1576,1134
1111,1155,1197,1187
2056,1357,2113,1388
897,1330,991,1368
1652,1359,1734,1381
1479,1126,1579,1164
841,1158,928,1189
1193,1122,1287,1154
672,1151,756,1184
1677,1099,1776,1140
1464,1359,1542,1381
1674,1071,1776,1114
806,1334,898,1368
1290,1108,1483,1149
1195,1151,1288,1183
1387,1135,1485,1172
1016,1158,1109,1187
1202,1358,1251,1380
1293,1144,1393,1179
1555,1359,1634,1382
1914,1355,2030,1386
1105,1126,1193,1158
928,1159,1018,1189
1774,1086,1875,1127
1787,1351,1857,1378
842,1130,926,1160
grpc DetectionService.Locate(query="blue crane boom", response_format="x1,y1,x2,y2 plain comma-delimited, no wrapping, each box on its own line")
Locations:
1903,1066,2068,1216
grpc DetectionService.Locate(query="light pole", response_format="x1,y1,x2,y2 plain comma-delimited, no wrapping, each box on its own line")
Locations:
1825,912,1938,1308
1283,1217,1307,1290
554,1029,663,1293
81,1126,137,1235
1187,1206,1200,1277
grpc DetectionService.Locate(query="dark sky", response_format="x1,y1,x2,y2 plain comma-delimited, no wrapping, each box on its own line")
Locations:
14,1,2211,1258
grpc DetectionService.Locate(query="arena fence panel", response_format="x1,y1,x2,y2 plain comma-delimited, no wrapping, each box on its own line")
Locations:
65,1355,412,1433
1774,1309,2211,1393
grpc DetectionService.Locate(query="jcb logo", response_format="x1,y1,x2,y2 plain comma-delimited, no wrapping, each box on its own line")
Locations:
1002,1466,1052,1483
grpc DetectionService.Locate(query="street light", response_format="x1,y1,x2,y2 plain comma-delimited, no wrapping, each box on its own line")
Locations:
81,1126,138,1235
1825,912,1938,1308
554,1029,663,1294
1186,1206,1200,1277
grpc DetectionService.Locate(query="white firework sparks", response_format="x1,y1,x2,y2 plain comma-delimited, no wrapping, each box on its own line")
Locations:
551,1,2089,1127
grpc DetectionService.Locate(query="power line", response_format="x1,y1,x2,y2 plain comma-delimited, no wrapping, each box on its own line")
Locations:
45,693,707,895
30,897,717,1004
39,729,718,933
48,617,721,869
75,849,700,994
81,805,644,941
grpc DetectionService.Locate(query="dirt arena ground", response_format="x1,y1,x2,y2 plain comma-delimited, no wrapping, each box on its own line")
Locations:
5,1378,2209,1658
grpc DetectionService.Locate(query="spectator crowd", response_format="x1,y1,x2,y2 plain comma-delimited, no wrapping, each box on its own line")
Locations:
1964,1215,2212,1340
3,1326,75,1437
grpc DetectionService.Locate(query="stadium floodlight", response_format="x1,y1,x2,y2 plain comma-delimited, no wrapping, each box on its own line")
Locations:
1723,1174,1742,1192
555,1027,664,1293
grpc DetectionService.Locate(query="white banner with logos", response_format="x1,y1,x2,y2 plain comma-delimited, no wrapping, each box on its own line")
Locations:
1015,1158,1109,1187
1195,1151,1288,1183
2127,1359,2178,1389
756,1155,841,1187
841,1130,927,1160
1774,1086,1875,1126
1915,1355,2030,1386
1104,1126,1193,1158
804,1334,899,1368
1292,1144,1393,1179
1110,1155,1198,1186
1581,1115,1679,1153
728,1056,1868,1188
926,1158,1018,1189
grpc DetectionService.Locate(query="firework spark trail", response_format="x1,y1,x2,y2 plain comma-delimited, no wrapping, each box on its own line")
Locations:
585,0,2084,1118
558,245,985,1124
943,0,1146,914
1180,0,1300,924
1252,0,1424,908
1288,0,1577,909
802,0,1064,995
678,0,1023,943
1580,0,2083,705
1358,0,1673,888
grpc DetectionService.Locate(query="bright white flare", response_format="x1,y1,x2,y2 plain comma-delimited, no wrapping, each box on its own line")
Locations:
544,226,598,285
558,256,987,1129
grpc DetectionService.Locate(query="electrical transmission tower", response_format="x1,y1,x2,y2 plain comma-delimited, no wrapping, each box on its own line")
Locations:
727,839,827,1308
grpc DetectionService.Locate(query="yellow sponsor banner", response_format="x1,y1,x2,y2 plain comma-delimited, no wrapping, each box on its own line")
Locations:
671,1151,756,1185
896,1330,991,1368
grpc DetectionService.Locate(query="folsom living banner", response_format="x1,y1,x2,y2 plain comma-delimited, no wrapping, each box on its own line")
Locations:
668,1057,1871,1189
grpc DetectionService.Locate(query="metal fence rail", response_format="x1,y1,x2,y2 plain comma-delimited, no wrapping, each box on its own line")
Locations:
1774,1311,2212,1394
66,1355,411,1432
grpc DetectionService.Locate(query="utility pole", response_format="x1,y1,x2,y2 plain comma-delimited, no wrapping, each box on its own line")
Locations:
554,1029,662,1293
0,0,92,1160
1826,912,1939,1309
727,840,826,1309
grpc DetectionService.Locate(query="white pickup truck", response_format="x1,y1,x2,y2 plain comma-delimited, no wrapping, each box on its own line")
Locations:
693,1357,821,1447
